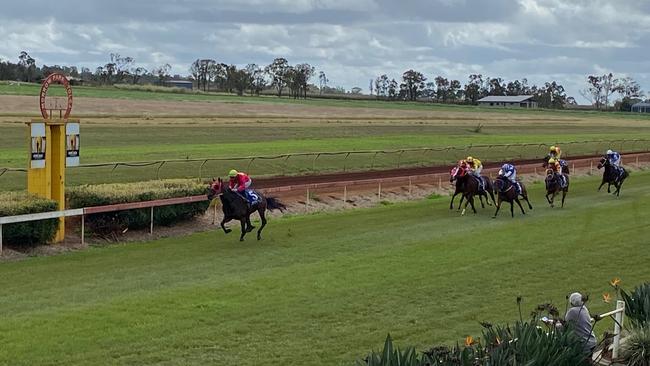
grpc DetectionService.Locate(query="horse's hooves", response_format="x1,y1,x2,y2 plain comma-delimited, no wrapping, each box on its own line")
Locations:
257,236,261,241
239,238,245,242
491,216,496,219
224,229,232,234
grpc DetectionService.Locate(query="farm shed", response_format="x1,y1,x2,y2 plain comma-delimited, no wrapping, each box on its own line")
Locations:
478,95,537,108
631,102,650,113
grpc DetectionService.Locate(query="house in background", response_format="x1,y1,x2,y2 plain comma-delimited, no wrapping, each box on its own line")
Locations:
166,80,194,90
631,101,650,113
478,95,537,108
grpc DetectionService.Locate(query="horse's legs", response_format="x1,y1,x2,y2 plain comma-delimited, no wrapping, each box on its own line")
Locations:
515,198,526,215
461,194,471,216
545,192,552,205
246,216,255,232
488,190,496,207
457,194,465,212
561,190,566,208
598,180,606,191
469,195,478,214
522,193,533,210
221,216,233,234
492,197,502,218
257,209,267,240
509,200,514,217
239,219,247,241
478,193,485,208
607,182,612,193
449,191,458,210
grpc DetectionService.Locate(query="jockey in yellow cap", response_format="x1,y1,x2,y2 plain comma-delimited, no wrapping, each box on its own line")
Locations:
465,156,485,191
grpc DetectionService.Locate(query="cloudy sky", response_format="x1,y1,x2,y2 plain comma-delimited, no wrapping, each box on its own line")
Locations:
1,0,648,103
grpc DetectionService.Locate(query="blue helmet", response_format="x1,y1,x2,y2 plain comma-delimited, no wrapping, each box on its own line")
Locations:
501,163,514,171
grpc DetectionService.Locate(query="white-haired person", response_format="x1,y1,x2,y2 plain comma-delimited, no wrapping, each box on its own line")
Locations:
565,292,597,355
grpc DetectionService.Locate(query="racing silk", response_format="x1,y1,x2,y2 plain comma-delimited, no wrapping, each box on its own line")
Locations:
467,158,482,171
229,172,251,192
500,163,517,181
550,161,562,173
607,152,621,167
547,147,562,160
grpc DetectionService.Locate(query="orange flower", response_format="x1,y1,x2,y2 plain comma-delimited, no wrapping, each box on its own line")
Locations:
465,336,474,347
610,278,621,288
603,292,612,303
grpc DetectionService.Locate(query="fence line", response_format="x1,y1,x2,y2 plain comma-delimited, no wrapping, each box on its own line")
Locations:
1,139,649,189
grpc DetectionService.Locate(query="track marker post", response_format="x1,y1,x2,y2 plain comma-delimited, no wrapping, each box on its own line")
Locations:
378,182,382,201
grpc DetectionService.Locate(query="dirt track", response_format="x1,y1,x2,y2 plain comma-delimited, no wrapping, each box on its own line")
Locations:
255,152,650,201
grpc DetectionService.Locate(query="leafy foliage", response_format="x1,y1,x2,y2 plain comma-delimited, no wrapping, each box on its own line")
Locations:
622,283,650,327
621,326,650,366
67,179,209,235
0,191,58,246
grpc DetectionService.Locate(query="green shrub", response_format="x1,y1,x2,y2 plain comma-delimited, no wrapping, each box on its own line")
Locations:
0,192,58,247
67,180,209,234
621,326,650,366
622,283,650,327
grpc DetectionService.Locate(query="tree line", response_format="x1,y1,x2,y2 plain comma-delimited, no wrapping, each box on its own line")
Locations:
372,71,574,108
1,51,645,109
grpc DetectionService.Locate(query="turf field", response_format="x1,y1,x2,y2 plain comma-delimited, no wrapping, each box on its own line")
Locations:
1,171,648,365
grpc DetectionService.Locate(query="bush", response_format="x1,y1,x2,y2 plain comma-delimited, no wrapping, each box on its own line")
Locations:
67,180,209,235
0,192,58,247
622,282,650,327
621,326,650,366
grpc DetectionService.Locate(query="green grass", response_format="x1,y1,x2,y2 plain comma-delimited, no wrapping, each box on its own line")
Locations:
1,119,650,190
1,171,649,365
2,81,650,120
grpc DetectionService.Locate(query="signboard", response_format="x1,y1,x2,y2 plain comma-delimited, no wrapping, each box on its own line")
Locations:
39,73,73,120
66,122,80,166
30,123,46,169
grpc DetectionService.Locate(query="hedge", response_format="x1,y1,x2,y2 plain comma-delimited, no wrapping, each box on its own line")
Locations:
67,179,209,234
0,192,59,247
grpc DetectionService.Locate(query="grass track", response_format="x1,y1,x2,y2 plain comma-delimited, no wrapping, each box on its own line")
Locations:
1,171,649,365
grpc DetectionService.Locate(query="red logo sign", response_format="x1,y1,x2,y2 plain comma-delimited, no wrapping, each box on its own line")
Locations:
40,73,73,120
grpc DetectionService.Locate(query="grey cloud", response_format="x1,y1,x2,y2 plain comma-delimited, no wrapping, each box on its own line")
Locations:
0,0,648,103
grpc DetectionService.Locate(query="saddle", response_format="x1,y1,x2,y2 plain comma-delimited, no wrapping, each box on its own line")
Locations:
472,175,486,192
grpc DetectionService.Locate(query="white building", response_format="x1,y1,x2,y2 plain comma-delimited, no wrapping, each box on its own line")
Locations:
478,95,537,108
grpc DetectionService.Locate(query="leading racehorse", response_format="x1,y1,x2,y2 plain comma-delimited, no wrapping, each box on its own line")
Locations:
545,168,569,208
207,178,286,241
597,157,628,197
449,164,494,211
493,175,533,218
449,162,495,216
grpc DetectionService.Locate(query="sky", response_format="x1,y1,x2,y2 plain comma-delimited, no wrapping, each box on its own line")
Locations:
0,0,648,103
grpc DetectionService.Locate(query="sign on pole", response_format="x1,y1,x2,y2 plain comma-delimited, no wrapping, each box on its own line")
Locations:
30,123,46,169
66,122,80,167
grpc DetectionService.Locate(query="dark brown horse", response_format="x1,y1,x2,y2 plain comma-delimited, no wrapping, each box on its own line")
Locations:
449,165,494,211
493,176,533,218
207,178,286,241
545,168,569,208
450,164,495,216
597,157,628,197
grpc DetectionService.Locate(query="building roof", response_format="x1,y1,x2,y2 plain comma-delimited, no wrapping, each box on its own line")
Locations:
168,80,193,84
478,95,534,103
631,102,650,107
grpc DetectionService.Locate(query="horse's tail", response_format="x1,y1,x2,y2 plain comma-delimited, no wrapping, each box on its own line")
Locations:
266,197,287,212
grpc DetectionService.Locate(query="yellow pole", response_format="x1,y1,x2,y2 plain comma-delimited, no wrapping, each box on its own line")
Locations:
50,122,66,242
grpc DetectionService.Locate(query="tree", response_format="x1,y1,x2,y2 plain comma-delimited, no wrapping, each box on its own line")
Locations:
18,51,36,82
388,79,398,99
294,63,314,99
464,74,484,104
110,53,133,83
401,69,426,101
449,79,462,102
245,64,266,95
265,58,290,97
434,76,450,102
535,81,567,109
318,71,328,95
152,63,171,86
374,74,389,98
130,67,147,84
618,77,644,99
487,77,506,96
601,73,621,109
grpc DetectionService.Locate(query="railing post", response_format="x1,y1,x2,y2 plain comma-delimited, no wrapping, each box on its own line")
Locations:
613,300,625,359
81,214,85,246
343,185,347,203
408,177,412,196
378,181,382,201
150,207,154,235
